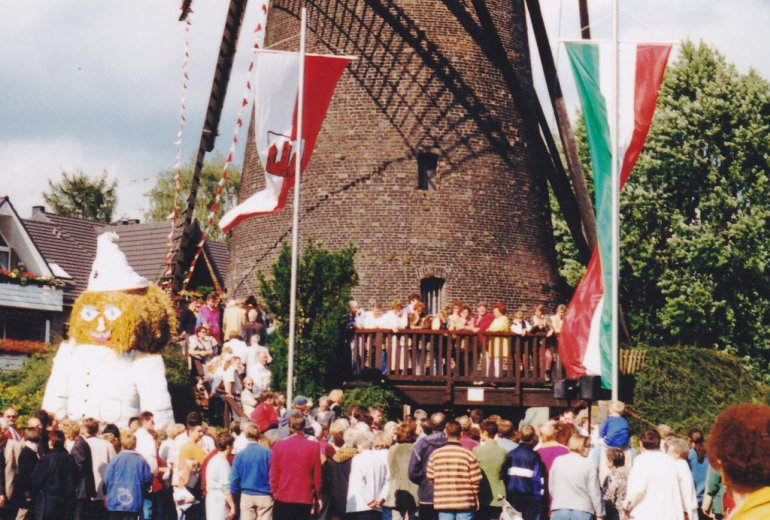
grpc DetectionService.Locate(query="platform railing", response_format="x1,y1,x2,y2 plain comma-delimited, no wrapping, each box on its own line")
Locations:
350,329,559,389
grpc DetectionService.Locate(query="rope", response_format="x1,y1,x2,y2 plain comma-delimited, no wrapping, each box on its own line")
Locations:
624,405,688,440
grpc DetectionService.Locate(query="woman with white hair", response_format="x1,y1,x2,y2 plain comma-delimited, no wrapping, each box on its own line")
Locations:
347,431,391,518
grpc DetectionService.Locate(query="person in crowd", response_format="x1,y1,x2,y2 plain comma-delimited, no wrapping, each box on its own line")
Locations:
495,420,518,454
177,412,208,493
622,428,683,519
601,447,629,520
408,412,448,520
241,377,258,417
487,303,510,378
404,293,422,316
656,424,674,449
536,421,569,473
250,391,279,434
231,423,272,520
205,432,236,520
457,416,479,452
687,428,709,517
223,330,249,370
246,346,272,393
596,401,630,481
708,403,770,520
364,303,387,329
30,429,78,520
502,425,545,520
473,419,507,520
104,431,152,520
241,308,266,347
10,427,41,519
550,304,567,335
346,430,391,519
383,421,419,520
665,437,699,520
383,301,409,332
472,304,494,332
529,305,552,335
312,396,334,429
323,427,358,520
222,355,244,399
446,301,464,331
197,292,223,343
425,420,481,520
60,420,96,520
188,325,217,377
548,434,604,520
407,302,429,329
270,414,322,520
510,310,532,336
133,412,159,520
179,299,201,344
369,407,384,433
222,299,248,343
3,408,22,443
82,417,116,518
701,466,726,520
278,396,314,440
0,417,22,518
328,390,346,422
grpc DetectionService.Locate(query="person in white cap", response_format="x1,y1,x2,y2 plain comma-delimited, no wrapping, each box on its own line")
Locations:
42,232,176,429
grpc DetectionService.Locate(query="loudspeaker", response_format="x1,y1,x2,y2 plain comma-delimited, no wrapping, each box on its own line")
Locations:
553,379,577,399
579,375,602,400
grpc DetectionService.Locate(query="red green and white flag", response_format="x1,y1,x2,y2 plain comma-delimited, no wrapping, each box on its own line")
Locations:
559,43,671,388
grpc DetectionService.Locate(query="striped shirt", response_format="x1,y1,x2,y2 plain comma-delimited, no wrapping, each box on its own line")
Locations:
426,441,482,511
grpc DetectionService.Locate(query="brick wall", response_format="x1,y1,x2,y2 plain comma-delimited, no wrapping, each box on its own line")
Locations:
227,0,564,313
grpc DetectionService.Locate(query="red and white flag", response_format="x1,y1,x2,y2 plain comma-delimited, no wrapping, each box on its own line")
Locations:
219,51,351,233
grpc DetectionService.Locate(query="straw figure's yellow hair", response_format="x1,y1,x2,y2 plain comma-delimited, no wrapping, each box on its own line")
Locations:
69,284,177,353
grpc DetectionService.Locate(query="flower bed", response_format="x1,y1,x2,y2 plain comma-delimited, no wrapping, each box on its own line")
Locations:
0,339,49,354
0,269,61,288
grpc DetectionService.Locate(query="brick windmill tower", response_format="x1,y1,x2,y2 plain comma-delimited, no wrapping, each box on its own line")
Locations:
227,0,590,313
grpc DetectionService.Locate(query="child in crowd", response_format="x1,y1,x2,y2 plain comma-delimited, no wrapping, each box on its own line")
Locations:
596,401,630,481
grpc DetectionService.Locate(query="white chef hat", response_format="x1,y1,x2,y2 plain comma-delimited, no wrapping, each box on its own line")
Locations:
87,232,149,292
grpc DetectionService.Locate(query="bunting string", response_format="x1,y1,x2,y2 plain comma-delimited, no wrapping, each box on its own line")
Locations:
179,1,270,294
161,2,194,287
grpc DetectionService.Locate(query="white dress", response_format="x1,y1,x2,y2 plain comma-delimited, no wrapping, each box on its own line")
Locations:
624,450,684,520
205,453,232,520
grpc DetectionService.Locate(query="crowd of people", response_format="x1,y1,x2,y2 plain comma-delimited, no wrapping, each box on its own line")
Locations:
1,398,767,520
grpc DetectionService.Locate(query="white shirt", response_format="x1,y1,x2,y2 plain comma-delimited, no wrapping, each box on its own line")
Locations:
346,449,391,513
673,458,699,520
381,310,408,330
42,341,174,429
223,339,249,365
624,450,684,520
86,435,116,500
135,427,159,473
363,311,387,329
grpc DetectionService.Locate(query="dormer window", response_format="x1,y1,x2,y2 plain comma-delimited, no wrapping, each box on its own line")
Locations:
0,233,10,270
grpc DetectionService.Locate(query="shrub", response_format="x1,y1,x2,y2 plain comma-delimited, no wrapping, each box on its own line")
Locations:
345,383,404,421
630,345,767,435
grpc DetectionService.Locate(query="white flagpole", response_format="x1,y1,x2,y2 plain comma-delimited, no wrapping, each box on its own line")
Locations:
610,0,620,400
286,6,307,406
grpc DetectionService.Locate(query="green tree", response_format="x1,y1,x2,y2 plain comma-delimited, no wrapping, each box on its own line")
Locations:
145,153,240,242
622,41,770,378
258,240,358,396
43,170,118,222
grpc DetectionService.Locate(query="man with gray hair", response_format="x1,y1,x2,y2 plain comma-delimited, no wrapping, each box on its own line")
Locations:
666,437,699,520
409,412,448,520
346,431,390,517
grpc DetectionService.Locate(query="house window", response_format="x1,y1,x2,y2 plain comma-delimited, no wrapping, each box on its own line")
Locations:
417,152,438,190
0,233,10,270
420,277,445,315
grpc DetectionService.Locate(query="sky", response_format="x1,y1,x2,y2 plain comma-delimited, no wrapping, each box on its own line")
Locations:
2,0,769,221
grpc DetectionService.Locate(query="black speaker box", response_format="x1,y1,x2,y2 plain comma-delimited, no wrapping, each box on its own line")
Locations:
579,375,602,400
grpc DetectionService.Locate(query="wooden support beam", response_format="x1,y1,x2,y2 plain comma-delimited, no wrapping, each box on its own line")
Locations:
526,0,597,255
169,0,249,297
579,0,591,39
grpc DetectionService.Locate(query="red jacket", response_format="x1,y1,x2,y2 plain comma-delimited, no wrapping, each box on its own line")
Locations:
250,402,279,433
269,434,322,504
474,313,494,331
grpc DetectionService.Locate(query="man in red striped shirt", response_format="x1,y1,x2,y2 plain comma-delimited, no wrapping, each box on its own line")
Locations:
426,420,482,520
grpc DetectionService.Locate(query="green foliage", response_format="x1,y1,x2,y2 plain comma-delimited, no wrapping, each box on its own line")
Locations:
162,349,198,423
43,170,118,222
345,384,404,421
258,240,358,397
631,345,767,435
145,153,241,242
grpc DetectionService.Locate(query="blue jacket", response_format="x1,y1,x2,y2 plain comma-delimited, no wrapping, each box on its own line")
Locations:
502,444,545,501
599,416,629,448
103,450,152,513
231,442,272,496
408,431,447,504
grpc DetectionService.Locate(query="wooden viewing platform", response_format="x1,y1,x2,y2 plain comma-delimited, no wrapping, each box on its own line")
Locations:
350,329,574,409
